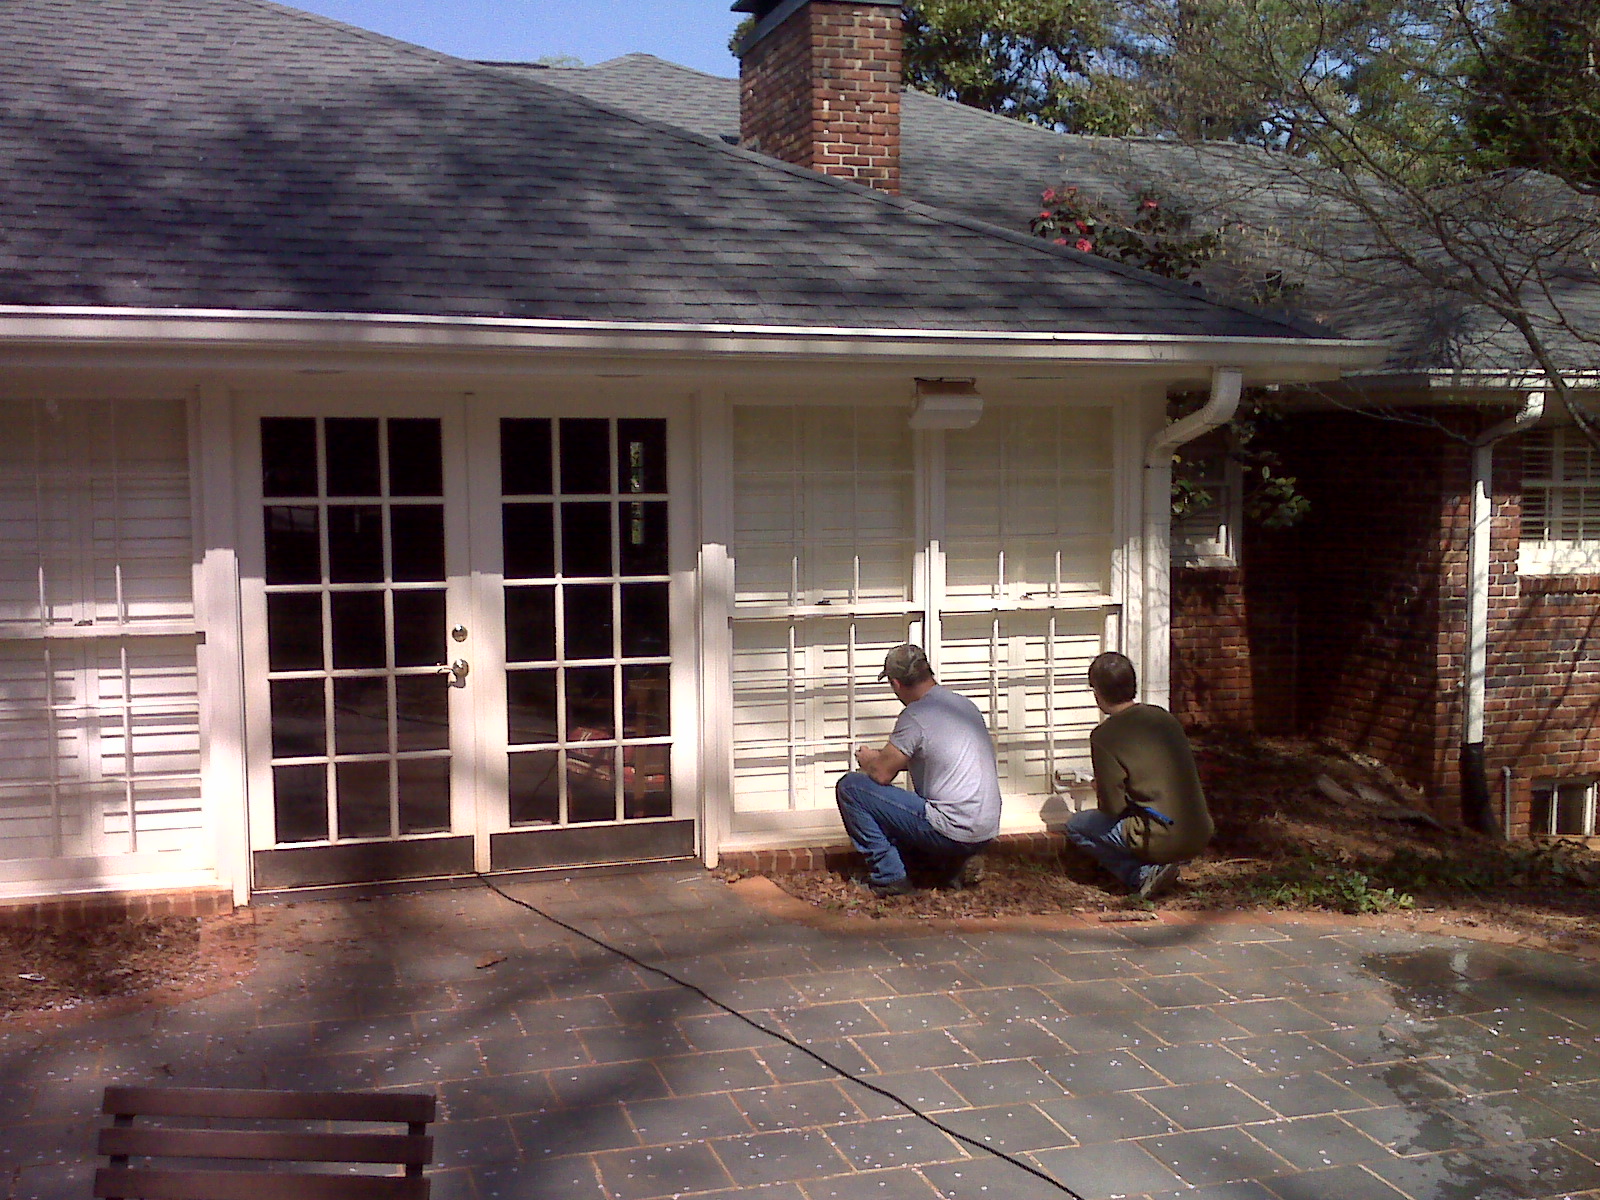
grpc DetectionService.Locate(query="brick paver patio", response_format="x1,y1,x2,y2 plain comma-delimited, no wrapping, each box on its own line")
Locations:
7,868,1600,1199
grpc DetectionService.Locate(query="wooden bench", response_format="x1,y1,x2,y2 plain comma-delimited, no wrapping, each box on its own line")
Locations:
95,1085,436,1199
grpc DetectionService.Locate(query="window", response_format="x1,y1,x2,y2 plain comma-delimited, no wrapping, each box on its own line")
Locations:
1171,428,1241,566
1531,778,1596,836
1520,427,1600,574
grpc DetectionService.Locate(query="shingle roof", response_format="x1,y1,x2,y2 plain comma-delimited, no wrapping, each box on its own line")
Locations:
0,0,1333,342
543,54,1600,375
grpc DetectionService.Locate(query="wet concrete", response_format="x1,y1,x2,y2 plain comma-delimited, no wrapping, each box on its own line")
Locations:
8,870,1600,1199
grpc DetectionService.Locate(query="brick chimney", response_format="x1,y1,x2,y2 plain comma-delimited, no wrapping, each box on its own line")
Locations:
732,0,902,193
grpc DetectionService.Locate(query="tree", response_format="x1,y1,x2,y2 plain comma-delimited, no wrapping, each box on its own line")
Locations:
1467,0,1600,189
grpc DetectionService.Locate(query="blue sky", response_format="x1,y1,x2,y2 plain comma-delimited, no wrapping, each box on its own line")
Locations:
284,1,742,76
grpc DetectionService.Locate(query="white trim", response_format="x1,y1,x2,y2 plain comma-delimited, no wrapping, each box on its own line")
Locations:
0,306,1387,372
696,392,736,867
192,386,251,904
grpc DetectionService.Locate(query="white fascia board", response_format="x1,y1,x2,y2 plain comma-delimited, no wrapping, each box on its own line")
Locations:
0,306,1388,379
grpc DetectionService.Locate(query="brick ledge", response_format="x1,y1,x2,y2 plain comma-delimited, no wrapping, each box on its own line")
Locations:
0,886,234,928
720,830,1064,876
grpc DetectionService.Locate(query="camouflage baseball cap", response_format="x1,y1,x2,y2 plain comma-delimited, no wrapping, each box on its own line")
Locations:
878,643,931,683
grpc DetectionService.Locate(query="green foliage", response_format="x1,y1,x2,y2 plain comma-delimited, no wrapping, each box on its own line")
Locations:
1467,0,1600,189
1032,184,1223,277
1248,860,1414,914
904,0,1117,127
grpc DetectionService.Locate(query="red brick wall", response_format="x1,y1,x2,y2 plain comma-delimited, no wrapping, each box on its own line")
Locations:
738,1,902,193
1170,405,1600,834
1171,565,1253,728
1482,452,1600,835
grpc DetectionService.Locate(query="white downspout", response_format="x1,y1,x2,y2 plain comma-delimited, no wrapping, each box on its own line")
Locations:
1464,390,1545,832
1142,367,1244,708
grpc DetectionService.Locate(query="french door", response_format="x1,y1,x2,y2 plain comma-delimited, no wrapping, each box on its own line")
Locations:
243,398,691,890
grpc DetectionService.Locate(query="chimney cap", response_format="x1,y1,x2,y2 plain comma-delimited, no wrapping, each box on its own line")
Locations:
732,0,898,12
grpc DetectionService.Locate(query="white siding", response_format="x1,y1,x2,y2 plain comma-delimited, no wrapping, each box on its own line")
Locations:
0,401,205,887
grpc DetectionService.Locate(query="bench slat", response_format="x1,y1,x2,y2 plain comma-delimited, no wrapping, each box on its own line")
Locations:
98,1127,433,1165
94,1167,430,1200
101,1086,435,1124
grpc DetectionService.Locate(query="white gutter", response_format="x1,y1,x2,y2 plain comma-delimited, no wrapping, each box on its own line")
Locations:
0,306,1387,372
1461,390,1545,835
1141,367,1244,707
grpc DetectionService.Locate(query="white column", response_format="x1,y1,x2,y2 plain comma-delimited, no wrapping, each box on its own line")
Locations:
696,391,735,866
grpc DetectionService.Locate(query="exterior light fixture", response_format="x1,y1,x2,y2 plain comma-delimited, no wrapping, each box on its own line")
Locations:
909,378,984,430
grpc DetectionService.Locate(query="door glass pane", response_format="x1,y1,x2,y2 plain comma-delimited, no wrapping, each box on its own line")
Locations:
396,676,448,752
391,505,445,582
331,592,387,669
336,760,391,838
623,665,670,737
509,750,560,824
508,669,558,745
625,748,671,819
270,679,326,757
503,504,555,578
617,419,667,494
262,418,318,497
267,592,323,671
398,759,451,833
501,418,553,496
388,419,443,497
566,666,615,739
560,418,611,494
619,502,668,575
273,764,327,843
505,586,556,663
334,677,390,755
393,590,446,668
561,502,612,577
568,746,617,822
328,506,384,583
326,418,381,497
621,583,670,657
565,584,613,659
264,507,321,585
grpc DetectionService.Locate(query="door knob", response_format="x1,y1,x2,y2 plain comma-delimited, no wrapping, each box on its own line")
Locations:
436,659,470,688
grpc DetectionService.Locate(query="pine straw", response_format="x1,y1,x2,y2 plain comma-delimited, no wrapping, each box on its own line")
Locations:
763,735,1600,946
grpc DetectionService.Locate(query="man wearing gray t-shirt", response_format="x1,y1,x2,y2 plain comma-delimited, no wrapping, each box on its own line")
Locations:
836,644,1002,897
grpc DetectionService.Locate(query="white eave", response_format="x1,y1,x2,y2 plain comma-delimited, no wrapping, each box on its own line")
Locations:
0,306,1389,382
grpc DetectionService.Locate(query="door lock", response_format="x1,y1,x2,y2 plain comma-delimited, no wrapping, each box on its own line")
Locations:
436,659,470,687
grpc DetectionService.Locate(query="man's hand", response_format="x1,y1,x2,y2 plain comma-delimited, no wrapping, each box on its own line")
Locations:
855,740,910,785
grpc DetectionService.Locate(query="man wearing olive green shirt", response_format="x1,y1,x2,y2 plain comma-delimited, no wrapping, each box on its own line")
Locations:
1066,651,1213,900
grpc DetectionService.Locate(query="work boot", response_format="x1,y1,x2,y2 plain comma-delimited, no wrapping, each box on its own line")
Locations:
940,854,985,891
1138,862,1180,901
863,876,918,898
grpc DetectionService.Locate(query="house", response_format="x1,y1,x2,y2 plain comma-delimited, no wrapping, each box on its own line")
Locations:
539,32,1600,840
0,0,1379,906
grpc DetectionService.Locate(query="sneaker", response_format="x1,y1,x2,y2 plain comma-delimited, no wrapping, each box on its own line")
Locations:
1138,862,1180,901
865,876,918,898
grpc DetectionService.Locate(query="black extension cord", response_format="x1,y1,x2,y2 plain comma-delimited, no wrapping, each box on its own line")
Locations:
478,874,1089,1200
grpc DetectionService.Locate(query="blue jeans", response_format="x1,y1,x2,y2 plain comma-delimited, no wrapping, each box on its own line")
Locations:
835,772,986,886
1066,808,1159,891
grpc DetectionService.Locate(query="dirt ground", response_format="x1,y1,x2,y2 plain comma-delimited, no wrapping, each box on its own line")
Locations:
759,735,1600,950
7,734,1600,1020
0,909,255,1021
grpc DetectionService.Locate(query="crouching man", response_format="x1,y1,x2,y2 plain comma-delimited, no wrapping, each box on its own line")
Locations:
1068,651,1213,900
835,645,1001,897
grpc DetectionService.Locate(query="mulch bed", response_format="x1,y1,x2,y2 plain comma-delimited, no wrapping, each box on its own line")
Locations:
759,734,1600,947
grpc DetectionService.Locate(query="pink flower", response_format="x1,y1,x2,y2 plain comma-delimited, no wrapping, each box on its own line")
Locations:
1140,198,1159,210
1039,210,1053,220
1042,188,1057,203
1075,219,1089,234
1075,237,1094,252
1053,237,1068,245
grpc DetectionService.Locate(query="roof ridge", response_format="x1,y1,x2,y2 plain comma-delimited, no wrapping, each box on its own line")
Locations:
584,52,738,82
232,0,468,67
481,63,1329,339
